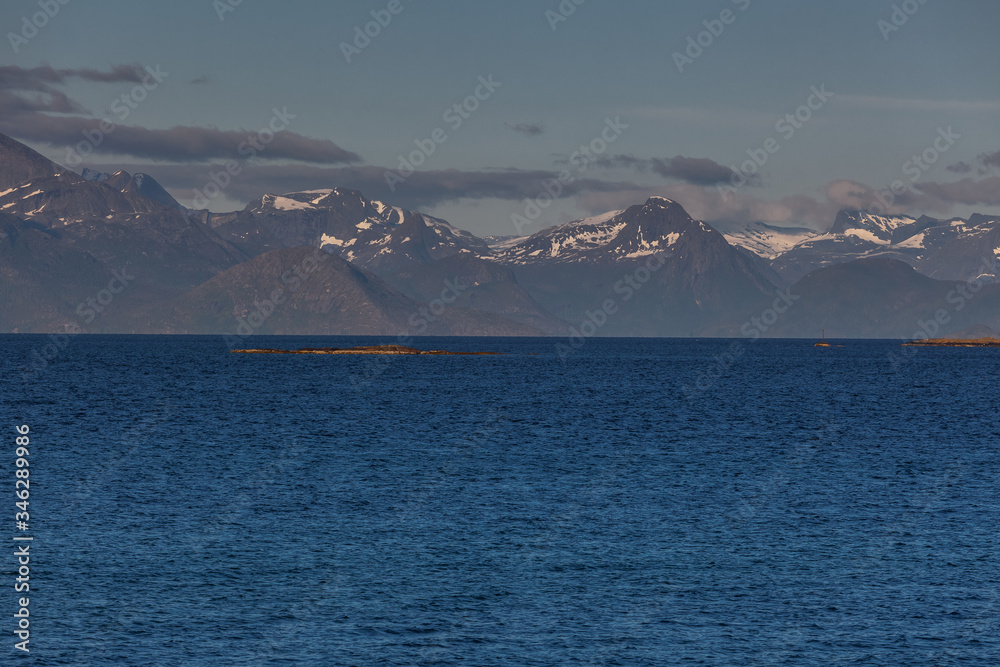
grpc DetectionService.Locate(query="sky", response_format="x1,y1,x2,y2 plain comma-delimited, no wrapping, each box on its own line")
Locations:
2,0,999,236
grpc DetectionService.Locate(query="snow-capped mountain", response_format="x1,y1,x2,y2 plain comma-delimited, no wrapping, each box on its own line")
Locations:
208,187,569,331
0,132,547,336
213,187,489,270
499,208,626,263
498,197,783,336
910,213,1000,282
827,209,930,244
0,133,246,332
0,140,178,224
5,129,1000,338
82,168,182,210
0,169,167,224
499,197,725,265
353,199,490,270
765,209,1000,283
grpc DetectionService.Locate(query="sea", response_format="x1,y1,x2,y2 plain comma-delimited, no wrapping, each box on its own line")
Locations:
1,334,998,666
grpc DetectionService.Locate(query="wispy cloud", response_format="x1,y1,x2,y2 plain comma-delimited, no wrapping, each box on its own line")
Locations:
96,156,1000,229
916,176,1000,207
651,156,755,187
574,171,999,230
95,162,644,211
978,149,1000,169
8,116,361,165
556,152,758,187
946,147,1000,176
0,64,361,165
0,64,150,87
839,94,1000,113
630,105,779,127
946,161,974,174
505,122,546,137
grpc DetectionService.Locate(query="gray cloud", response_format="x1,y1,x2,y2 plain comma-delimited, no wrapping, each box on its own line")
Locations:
946,161,974,174
916,177,1000,207
554,152,759,187
576,173,999,231
505,122,546,137
651,156,756,187
979,149,1000,169
575,184,834,229
586,154,648,170
947,149,1000,175
552,152,649,171
0,64,148,88
93,162,644,211
6,115,361,165
0,64,361,165
85,157,1000,230
0,64,148,117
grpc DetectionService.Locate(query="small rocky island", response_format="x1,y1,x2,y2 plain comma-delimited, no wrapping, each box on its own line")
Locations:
902,337,1000,347
231,344,499,355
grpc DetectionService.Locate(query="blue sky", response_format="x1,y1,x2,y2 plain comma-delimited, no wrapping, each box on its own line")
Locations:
3,0,999,235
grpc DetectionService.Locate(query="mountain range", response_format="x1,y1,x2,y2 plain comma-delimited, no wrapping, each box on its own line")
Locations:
1,131,998,340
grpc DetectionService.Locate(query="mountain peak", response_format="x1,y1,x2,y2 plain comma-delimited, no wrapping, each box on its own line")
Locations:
0,132,62,190
500,198,720,264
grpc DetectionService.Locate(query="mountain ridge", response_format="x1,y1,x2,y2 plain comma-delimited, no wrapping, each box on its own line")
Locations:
2,131,998,338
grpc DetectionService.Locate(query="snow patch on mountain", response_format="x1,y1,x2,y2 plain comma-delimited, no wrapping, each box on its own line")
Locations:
257,194,313,212
622,232,680,258
320,233,355,247
896,232,926,249
842,228,891,245
723,222,818,259
370,199,408,225
485,235,530,252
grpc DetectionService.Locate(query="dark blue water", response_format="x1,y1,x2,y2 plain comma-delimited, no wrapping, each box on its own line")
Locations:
2,335,999,665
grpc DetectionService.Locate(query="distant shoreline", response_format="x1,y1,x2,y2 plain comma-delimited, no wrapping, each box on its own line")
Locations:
230,345,499,355
902,337,1000,347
